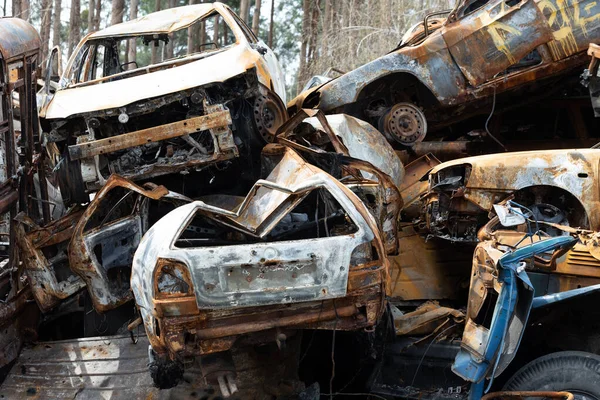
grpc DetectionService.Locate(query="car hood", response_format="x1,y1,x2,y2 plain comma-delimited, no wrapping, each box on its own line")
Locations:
430,148,600,176
41,44,260,120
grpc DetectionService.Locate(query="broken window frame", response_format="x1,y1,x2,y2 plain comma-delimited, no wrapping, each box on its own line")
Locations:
65,10,243,88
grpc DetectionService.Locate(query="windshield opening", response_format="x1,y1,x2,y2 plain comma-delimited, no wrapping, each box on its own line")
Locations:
68,11,237,85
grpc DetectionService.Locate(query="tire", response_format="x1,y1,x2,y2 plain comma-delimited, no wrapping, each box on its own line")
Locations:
148,349,183,389
504,351,600,399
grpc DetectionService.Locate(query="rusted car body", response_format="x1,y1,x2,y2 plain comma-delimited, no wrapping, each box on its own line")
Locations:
132,146,392,382
423,149,600,242
0,18,44,370
289,0,600,145
16,210,85,313
130,110,403,388
39,2,287,205
68,175,190,313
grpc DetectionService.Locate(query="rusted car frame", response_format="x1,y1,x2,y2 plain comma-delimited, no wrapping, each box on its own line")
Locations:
0,18,43,370
40,2,287,205
423,149,600,242
290,0,600,146
68,175,190,313
132,143,397,386
16,210,85,313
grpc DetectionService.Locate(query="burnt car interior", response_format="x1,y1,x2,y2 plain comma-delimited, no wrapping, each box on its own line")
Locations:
68,12,237,86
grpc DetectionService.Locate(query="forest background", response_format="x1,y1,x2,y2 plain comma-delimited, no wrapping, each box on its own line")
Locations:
3,0,455,99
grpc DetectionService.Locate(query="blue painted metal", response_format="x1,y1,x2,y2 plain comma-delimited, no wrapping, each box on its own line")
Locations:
532,283,600,308
454,236,577,398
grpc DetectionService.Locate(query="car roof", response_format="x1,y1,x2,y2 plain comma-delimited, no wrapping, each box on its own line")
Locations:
88,3,223,39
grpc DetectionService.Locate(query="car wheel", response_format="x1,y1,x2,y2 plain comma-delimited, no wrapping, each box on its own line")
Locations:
503,351,600,399
148,349,183,389
378,102,427,146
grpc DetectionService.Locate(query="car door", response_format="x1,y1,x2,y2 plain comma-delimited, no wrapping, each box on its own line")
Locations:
536,0,600,61
443,0,554,86
452,236,576,391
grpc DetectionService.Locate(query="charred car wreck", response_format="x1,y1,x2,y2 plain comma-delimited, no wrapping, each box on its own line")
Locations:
39,2,287,205
4,3,600,400
290,0,600,147
131,109,404,389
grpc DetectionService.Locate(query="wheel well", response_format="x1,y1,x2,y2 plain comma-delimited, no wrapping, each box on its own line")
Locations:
512,185,589,229
354,72,440,112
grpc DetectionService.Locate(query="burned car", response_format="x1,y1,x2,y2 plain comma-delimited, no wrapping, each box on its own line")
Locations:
39,2,287,205
289,0,600,146
131,110,403,388
423,148,600,242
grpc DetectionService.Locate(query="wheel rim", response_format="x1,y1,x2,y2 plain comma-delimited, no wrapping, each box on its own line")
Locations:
253,90,287,143
382,102,427,145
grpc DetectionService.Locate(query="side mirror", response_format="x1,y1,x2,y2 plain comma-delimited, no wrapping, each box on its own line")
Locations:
251,43,268,55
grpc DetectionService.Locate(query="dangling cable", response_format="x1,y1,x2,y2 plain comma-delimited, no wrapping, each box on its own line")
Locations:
485,86,507,151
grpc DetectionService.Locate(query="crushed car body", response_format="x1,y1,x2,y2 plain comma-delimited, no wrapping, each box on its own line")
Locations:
289,0,600,145
39,2,287,205
132,145,394,382
68,175,190,313
129,109,405,387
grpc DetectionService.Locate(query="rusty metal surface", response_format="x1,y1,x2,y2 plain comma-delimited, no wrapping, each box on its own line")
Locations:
89,4,215,39
390,225,473,300
291,0,600,132
68,110,232,160
393,301,464,336
44,3,285,120
399,153,440,213
425,148,600,242
482,391,573,400
131,145,390,358
0,333,306,399
0,18,40,62
68,175,187,313
16,210,86,313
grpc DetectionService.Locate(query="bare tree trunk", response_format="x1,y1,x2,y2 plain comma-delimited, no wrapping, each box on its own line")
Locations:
198,20,205,53
52,0,61,47
110,0,124,26
298,0,311,92
166,0,175,59
40,0,53,71
88,0,94,32
67,0,81,57
214,16,220,46
239,0,250,24
20,0,28,20
3,0,6,16
187,0,196,54
268,0,274,47
150,0,161,64
11,0,20,18
321,0,331,57
127,0,138,69
251,0,261,36
92,0,100,30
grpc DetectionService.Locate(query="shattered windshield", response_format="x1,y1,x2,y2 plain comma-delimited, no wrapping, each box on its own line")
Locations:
67,11,237,86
